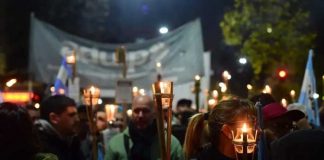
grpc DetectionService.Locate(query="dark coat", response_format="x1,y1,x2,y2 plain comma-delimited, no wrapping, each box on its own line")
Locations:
35,120,85,160
196,144,235,160
271,128,324,160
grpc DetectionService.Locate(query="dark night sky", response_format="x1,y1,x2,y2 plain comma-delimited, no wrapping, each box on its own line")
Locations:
1,0,324,97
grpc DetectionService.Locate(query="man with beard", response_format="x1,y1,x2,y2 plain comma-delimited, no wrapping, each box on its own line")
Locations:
105,95,184,160
36,95,84,160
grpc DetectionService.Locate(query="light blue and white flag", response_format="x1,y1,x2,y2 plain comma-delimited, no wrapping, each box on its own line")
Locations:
54,58,72,95
298,49,320,127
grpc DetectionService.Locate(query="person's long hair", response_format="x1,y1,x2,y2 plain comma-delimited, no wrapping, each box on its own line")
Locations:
183,112,209,159
0,102,40,160
208,99,256,147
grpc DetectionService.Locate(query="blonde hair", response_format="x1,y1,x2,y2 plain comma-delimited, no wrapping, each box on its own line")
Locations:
183,113,209,159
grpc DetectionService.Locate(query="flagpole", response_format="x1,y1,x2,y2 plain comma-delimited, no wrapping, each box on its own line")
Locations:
256,101,266,160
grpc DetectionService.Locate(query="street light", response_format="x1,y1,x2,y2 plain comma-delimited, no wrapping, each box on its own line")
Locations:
6,78,17,88
159,26,169,34
152,81,173,160
239,57,247,65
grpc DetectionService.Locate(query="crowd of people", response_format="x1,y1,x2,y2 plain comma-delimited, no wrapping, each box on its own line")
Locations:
0,92,324,160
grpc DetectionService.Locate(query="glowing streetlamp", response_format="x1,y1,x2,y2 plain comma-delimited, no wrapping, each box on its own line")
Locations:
159,26,169,34
83,85,100,160
239,57,247,65
152,81,173,160
6,78,17,88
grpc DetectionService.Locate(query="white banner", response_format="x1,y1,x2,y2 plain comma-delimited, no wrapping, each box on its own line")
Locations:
29,16,205,90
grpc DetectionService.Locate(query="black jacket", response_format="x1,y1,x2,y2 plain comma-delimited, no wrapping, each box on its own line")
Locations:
271,128,324,160
35,120,85,160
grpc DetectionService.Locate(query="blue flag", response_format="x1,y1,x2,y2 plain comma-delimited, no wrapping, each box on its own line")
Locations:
298,49,320,127
54,58,72,95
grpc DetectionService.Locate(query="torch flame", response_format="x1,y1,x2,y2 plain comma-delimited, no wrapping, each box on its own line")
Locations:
242,123,248,133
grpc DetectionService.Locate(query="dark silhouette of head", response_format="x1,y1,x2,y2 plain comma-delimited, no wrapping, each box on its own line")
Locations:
0,102,39,160
250,93,276,107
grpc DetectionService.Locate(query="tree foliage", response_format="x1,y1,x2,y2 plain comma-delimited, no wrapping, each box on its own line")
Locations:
220,0,316,92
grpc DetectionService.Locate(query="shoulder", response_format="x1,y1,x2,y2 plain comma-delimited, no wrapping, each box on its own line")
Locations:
107,128,130,149
197,144,234,160
171,134,182,146
275,128,324,145
34,153,58,160
271,129,324,160
108,132,126,146
170,135,185,159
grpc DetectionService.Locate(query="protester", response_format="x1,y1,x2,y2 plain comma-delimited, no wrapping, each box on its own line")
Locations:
0,102,58,160
184,99,257,160
102,112,123,147
263,103,305,142
36,95,84,160
287,103,312,129
183,112,210,159
175,99,194,115
105,95,184,160
81,105,109,160
320,106,324,128
250,93,276,107
26,104,40,124
271,128,324,160
172,99,195,145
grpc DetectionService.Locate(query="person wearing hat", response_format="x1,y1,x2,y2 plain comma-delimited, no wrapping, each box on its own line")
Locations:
262,102,305,159
263,102,305,141
270,104,324,160
287,103,312,130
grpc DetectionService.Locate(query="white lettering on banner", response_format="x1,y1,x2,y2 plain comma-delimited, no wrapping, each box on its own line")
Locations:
59,41,169,69
79,69,150,79
99,51,119,67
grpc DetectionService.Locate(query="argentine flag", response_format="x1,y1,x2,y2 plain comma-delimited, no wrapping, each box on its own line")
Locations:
54,58,72,95
298,49,320,127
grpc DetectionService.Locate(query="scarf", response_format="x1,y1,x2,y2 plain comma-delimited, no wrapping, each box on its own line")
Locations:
128,120,157,160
